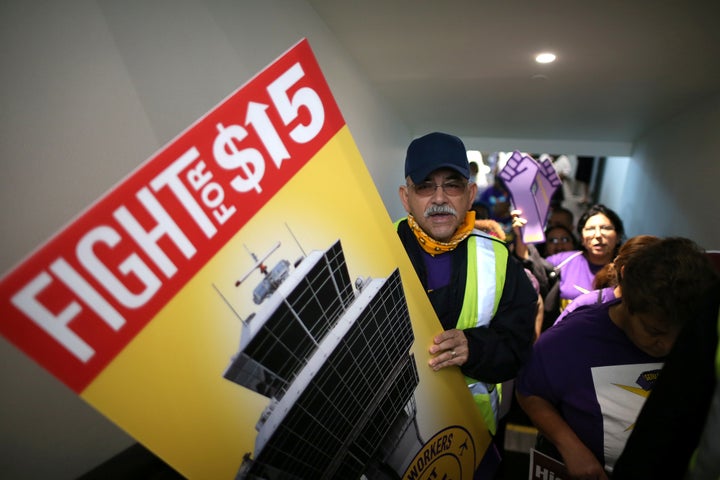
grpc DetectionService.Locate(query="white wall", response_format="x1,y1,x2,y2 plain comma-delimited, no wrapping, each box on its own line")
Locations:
0,1,411,478
599,94,720,250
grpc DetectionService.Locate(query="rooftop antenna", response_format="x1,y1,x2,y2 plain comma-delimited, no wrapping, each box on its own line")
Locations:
235,242,281,287
212,283,247,326
285,222,306,258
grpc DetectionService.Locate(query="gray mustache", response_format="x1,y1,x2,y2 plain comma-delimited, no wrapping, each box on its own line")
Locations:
424,204,457,217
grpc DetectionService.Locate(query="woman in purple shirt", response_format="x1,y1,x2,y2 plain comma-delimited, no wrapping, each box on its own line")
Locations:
553,235,661,325
515,204,626,319
516,238,719,477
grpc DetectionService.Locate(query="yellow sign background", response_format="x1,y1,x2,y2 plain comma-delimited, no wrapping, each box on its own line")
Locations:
83,127,490,478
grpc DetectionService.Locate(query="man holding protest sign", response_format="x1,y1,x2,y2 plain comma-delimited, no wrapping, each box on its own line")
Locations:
395,132,537,444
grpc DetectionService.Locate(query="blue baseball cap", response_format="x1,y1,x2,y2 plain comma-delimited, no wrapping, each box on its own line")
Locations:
404,132,470,184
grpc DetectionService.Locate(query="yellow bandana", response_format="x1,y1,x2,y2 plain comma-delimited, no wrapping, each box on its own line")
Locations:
408,211,476,255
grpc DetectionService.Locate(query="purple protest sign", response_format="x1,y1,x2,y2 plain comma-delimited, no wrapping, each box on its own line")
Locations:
499,151,561,244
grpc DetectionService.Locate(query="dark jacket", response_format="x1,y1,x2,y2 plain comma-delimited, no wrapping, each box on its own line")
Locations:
397,220,537,383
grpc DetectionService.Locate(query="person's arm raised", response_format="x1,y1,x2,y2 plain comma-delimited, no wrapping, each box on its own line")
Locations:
511,209,529,260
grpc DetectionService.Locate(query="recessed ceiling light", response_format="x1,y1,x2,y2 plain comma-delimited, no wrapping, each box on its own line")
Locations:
535,52,556,64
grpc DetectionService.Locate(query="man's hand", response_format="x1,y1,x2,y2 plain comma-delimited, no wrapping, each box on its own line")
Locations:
428,329,469,370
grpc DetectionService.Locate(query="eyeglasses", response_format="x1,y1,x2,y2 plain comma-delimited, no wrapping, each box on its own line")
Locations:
581,225,616,236
408,181,468,197
547,236,571,244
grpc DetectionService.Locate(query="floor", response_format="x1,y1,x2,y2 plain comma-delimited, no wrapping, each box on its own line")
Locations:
78,443,183,480
498,422,537,479
80,423,538,480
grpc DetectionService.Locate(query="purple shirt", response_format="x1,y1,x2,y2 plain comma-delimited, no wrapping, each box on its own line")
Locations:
546,250,603,303
516,299,663,470
554,287,616,325
422,250,451,291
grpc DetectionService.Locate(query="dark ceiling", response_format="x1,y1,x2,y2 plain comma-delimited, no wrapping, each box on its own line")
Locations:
307,1,720,143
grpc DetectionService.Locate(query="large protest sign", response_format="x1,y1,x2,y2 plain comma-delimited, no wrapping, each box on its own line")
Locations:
0,39,491,478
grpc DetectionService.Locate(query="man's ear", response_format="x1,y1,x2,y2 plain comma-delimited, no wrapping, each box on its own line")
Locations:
399,185,410,212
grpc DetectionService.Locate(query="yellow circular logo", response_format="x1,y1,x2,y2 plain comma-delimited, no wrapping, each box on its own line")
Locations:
402,426,476,480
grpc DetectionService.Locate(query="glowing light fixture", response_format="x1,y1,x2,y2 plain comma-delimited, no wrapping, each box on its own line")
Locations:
467,150,483,163
535,52,556,64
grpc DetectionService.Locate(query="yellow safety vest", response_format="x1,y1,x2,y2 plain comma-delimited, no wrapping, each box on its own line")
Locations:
458,234,508,435
395,218,509,434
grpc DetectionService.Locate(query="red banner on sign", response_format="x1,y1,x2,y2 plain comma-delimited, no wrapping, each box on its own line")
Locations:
0,39,344,393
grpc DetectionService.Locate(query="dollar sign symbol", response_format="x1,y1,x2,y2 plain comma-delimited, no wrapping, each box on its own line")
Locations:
213,123,265,193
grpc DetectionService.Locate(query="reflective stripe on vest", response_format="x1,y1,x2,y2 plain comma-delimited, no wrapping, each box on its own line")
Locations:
459,233,509,435
457,234,508,329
